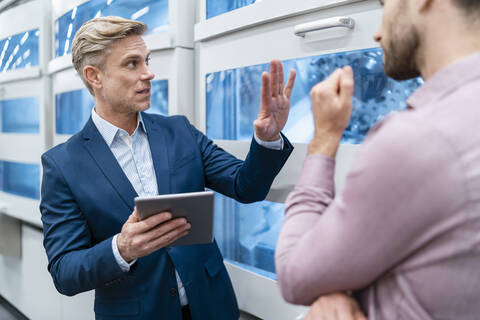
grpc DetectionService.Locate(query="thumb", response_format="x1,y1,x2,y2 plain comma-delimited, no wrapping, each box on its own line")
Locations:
253,118,261,127
339,66,354,108
253,118,266,132
127,207,140,223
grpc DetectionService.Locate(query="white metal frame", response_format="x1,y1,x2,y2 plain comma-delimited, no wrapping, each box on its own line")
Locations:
0,80,45,160
0,0,52,226
0,224,95,320
225,261,309,320
195,0,381,198
195,0,366,41
0,82,45,226
48,0,195,74
0,0,51,83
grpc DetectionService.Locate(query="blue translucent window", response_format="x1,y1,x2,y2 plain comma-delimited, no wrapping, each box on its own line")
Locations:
206,47,424,144
214,192,284,279
55,89,94,135
56,79,168,134
0,29,39,72
147,79,168,116
207,0,256,19
0,97,40,133
55,0,169,57
0,160,40,200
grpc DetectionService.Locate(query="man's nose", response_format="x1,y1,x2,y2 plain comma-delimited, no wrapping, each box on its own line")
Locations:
373,27,382,43
142,66,155,80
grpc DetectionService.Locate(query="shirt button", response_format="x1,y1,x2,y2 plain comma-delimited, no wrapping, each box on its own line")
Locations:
169,288,177,296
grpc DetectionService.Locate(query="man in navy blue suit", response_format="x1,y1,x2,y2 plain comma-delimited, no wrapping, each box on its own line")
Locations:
40,16,296,319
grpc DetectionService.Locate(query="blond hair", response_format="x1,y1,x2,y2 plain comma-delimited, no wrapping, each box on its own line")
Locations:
71,16,147,95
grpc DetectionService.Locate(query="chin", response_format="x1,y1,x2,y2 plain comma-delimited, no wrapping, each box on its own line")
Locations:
385,63,420,81
136,103,151,112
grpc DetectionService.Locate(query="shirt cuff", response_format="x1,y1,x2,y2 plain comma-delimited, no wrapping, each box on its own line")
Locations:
298,154,336,189
112,234,137,272
254,133,284,150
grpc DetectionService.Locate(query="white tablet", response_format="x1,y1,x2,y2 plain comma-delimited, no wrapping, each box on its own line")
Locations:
134,191,214,247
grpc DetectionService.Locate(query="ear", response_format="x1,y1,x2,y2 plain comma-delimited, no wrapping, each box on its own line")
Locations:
83,65,103,91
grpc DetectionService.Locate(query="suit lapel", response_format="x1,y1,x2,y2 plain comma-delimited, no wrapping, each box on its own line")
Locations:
81,118,137,211
143,113,171,195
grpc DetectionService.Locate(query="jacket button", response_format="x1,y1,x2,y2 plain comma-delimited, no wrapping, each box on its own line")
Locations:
169,288,177,296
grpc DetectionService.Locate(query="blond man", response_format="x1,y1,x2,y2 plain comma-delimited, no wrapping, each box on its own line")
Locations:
41,16,295,319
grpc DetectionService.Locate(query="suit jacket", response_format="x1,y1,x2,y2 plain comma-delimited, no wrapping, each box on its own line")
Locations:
40,113,293,320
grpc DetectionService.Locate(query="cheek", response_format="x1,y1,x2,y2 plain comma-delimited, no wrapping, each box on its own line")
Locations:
109,80,131,95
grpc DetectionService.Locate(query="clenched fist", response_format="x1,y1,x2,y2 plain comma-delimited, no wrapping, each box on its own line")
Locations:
308,66,354,157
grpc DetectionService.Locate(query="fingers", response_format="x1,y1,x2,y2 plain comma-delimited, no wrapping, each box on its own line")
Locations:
354,311,368,320
260,71,271,109
323,68,343,94
266,60,296,98
306,293,365,320
148,222,191,250
118,213,190,261
284,68,296,98
339,66,354,108
135,211,173,233
142,217,189,243
131,217,190,253
270,60,279,97
335,300,357,320
278,60,285,95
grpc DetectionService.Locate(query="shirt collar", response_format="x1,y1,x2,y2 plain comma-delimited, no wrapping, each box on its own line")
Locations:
91,108,147,147
407,51,480,110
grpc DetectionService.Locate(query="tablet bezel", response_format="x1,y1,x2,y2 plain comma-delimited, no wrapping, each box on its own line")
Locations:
134,191,214,247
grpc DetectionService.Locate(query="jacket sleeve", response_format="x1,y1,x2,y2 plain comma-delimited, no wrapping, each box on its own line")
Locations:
40,152,125,296
182,117,293,203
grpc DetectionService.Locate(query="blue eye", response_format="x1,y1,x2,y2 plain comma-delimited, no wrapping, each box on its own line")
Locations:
146,57,151,65
128,60,137,68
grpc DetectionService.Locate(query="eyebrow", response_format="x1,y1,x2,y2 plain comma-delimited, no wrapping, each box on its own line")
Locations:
121,51,151,61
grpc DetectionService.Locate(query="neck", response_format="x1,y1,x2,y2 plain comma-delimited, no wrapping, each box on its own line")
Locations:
418,13,480,80
94,101,138,135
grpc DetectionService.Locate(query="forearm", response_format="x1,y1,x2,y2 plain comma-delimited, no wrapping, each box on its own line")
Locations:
48,236,125,296
275,154,336,304
232,133,293,202
196,120,293,203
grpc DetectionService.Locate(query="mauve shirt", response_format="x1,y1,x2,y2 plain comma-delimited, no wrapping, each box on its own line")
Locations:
275,51,480,320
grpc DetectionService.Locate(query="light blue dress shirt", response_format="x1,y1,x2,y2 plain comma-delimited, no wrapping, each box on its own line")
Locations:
91,108,282,307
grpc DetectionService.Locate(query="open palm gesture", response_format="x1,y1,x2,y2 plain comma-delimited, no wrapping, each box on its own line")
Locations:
254,59,296,141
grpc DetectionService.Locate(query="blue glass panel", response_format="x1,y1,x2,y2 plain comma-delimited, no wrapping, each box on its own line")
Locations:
0,160,40,199
55,0,169,57
55,89,94,135
207,0,256,19
0,28,39,72
147,79,168,116
206,47,424,144
0,97,40,133
214,192,284,279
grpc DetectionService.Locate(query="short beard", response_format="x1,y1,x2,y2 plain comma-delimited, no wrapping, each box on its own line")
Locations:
384,24,421,80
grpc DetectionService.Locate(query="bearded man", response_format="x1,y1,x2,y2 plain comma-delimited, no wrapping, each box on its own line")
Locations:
275,0,480,319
